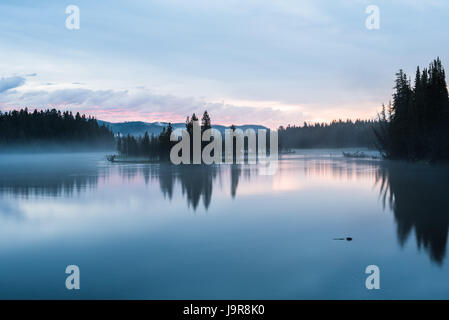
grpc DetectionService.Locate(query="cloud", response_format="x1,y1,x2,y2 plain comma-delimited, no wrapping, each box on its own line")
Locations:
0,76,26,93
2,1,439,125
0,3,444,115
0,87,300,128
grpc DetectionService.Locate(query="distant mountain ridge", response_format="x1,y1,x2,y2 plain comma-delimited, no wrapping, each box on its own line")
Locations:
97,120,268,137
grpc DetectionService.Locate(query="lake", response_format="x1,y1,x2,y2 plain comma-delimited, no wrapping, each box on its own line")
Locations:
0,150,448,299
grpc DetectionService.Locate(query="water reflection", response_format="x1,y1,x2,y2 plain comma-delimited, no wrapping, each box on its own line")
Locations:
115,164,219,210
302,158,378,181
377,162,449,264
2,153,449,267
116,164,245,210
0,173,99,198
0,153,101,198
230,164,241,198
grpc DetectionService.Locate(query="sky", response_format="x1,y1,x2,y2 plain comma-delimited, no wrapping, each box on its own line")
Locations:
0,0,448,128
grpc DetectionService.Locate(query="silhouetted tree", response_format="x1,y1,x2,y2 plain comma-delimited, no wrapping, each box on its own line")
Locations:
375,58,449,161
201,111,211,131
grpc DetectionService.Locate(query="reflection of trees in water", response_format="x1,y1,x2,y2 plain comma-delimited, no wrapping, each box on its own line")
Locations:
129,164,245,210
377,163,449,264
230,164,241,198
0,161,248,212
157,165,176,200
302,159,378,181
178,165,217,210
230,165,253,198
0,173,99,198
117,164,176,200
119,164,219,210
158,164,251,208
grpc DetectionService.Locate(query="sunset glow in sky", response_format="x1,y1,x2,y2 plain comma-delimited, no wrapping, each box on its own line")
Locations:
1,0,449,128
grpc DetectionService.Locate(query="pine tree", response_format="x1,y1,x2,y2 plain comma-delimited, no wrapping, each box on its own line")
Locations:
201,111,211,131
374,58,449,161
141,131,151,156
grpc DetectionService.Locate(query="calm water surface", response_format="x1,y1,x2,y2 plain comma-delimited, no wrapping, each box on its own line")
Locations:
0,150,448,299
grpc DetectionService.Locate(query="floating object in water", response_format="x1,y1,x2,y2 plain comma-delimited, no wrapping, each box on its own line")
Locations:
333,237,353,241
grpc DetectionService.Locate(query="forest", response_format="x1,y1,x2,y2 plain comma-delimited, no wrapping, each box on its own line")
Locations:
375,58,449,161
0,108,115,149
277,119,378,149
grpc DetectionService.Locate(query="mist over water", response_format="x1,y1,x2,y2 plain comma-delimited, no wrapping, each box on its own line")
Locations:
0,150,449,299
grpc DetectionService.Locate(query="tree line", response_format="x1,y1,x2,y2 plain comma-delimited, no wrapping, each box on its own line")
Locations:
278,119,378,149
0,108,115,148
375,58,449,161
